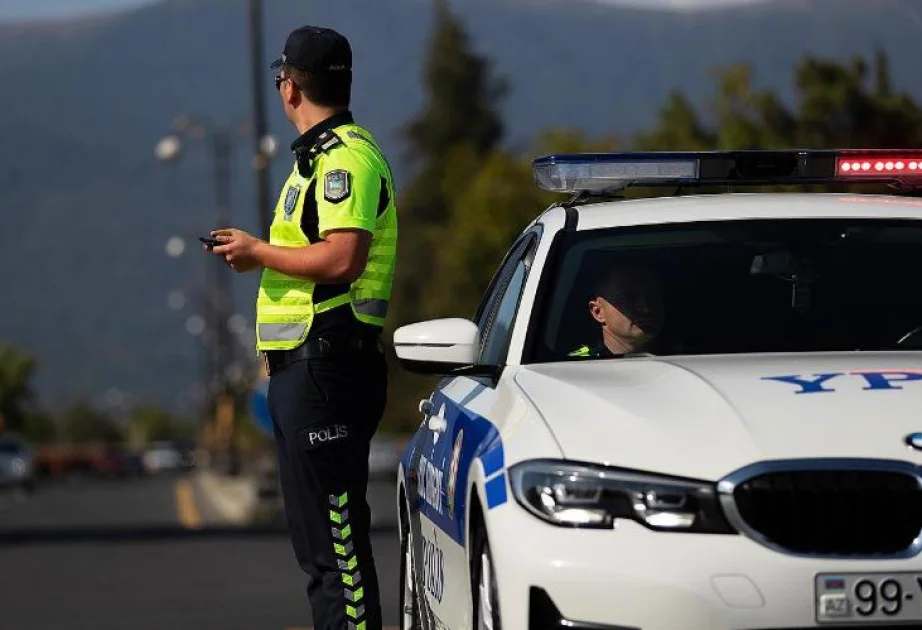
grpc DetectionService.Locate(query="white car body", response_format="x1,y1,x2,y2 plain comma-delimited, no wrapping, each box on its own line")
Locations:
394,190,922,630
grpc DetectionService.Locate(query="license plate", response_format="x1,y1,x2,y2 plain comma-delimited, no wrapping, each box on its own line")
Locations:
816,573,922,624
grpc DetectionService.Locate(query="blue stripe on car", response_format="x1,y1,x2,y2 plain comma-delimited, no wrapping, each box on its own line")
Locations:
485,474,508,509
403,388,510,545
480,442,505,478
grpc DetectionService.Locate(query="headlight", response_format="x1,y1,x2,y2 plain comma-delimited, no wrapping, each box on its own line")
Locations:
508,459,736,533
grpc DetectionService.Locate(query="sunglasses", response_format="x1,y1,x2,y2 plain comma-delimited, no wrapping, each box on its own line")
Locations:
274,74,288,91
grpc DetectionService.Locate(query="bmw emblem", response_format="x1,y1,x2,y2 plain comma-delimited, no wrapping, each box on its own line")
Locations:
906,433,922,451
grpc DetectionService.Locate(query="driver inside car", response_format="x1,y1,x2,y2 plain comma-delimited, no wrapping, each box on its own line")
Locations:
569,264,665,359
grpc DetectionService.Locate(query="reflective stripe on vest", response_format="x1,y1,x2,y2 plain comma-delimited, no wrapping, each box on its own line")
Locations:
258,322,308,343
353,298,388,319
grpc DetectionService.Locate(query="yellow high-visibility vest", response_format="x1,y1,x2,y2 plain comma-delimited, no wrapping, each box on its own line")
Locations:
256,119,397,351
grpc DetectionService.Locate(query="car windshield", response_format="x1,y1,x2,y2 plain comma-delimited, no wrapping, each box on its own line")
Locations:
528,217,922,362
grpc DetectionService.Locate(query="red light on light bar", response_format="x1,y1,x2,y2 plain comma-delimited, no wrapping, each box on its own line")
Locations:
838,155,922,177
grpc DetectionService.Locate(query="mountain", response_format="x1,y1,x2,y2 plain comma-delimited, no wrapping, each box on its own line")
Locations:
1,0,921,415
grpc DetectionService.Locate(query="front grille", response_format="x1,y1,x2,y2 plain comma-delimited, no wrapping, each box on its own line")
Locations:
732,468,922,556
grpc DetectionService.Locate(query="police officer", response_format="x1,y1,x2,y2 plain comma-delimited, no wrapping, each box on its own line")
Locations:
209,25,396,630
569,265,664,358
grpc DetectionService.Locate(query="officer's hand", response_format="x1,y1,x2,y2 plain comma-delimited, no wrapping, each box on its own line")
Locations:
211,228,263,273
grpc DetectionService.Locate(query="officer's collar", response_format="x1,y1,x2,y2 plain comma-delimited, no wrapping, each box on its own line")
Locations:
594,341,617,358
291,110,354,156
596,340,649,358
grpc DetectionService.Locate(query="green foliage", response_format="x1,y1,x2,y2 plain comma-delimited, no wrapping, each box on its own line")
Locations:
638,51,922,152
402,0,507,195
421,131,614,321
0,343,198,446
60,402,123,446
635,91,716,151
128,404,196,446
0,344,37,435
21,410,57,444
392,0,508,330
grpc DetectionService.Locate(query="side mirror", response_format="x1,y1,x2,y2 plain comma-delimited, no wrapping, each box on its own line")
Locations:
393,318,494,376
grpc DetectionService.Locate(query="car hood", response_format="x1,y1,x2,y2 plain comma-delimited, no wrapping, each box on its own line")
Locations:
514,352,922,481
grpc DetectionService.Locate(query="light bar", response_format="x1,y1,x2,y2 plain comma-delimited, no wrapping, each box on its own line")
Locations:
534,154,698,194
533,150,922,195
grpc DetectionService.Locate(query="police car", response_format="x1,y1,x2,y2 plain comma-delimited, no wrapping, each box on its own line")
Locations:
393,149,922,630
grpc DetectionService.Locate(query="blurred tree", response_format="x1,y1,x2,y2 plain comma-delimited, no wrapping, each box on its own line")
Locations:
21,410,57,444
711,64,797,150
61,402,123,445
632,50,921,197
423,128,618,320
383,0,509,432
635,91,715,151
637,50,922,153
794,51,922,149
128,404,195,445
393,0,508,327
0,345,37,435
401,0,507,224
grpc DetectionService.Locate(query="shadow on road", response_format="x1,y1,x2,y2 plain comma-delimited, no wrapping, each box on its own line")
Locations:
0,523,398,546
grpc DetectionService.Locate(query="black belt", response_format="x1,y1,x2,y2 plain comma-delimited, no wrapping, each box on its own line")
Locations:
263,336,380,376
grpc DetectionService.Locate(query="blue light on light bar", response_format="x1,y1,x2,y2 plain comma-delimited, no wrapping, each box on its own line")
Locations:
534,153,700,193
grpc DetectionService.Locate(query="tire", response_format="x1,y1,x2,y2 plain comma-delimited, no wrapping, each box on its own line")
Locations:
399,516,425,630
471,523,502,630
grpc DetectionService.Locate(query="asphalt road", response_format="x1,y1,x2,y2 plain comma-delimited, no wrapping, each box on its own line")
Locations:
0,473,401,630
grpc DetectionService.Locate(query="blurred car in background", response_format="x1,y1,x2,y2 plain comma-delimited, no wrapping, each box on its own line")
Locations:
172,439,197,471
95,447,145,478
142,441,182,474
0,433,35,494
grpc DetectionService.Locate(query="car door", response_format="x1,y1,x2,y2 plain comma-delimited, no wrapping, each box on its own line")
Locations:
411,228,541,630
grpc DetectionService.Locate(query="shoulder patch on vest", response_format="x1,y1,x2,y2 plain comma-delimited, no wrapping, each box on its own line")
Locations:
283,184,302,220
324,169,351,203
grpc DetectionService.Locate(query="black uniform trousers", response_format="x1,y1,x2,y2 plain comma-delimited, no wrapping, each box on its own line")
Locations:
267,337,387,630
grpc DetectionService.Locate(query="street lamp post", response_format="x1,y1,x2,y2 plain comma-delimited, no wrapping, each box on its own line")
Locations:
155,117,277,476
248,0,273,239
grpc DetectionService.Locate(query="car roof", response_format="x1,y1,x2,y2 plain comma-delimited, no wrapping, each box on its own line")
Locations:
539,193,922,232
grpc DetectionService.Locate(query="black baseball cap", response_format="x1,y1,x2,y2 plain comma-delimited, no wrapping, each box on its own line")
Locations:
270,25,352,73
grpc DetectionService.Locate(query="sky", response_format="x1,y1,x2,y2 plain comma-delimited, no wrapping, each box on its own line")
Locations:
0,0,768,21
0,0,157,20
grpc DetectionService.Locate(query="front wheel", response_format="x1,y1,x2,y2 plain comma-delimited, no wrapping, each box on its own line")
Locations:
399,521,424,630
471,524,502,630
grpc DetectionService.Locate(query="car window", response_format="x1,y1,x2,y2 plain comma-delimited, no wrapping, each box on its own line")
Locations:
474,237,528,328
526,218,922,362
479,260,529,365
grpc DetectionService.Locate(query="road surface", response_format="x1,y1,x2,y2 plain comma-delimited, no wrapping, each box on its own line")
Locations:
0,473,401,630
